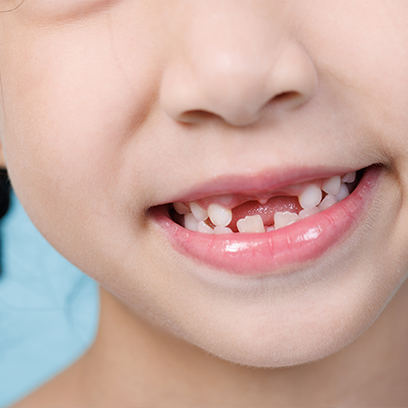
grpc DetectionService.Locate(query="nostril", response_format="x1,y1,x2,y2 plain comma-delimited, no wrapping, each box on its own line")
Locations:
178,91,303,126
179,110,218,124
273,91,299,102
267,91,304,109
160,41,317,127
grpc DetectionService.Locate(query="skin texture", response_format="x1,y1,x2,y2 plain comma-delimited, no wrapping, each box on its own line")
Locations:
1,0,408,406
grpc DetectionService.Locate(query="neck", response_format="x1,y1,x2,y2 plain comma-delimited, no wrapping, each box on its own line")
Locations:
77,282,408,407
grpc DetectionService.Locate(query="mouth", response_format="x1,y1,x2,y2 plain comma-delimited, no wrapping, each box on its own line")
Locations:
151,165,382,275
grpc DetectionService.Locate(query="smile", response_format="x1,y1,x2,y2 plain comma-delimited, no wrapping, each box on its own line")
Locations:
151,165,382,275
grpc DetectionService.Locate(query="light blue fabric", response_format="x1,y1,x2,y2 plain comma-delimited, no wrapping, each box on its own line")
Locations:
0,191,99,407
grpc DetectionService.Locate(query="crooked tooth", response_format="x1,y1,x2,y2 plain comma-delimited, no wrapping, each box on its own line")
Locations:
237,215,265,233
184,212,198,231
198,221,214,234
190,202,208,222
274,211,299,229
173,202,190,215
335,183,349,201
342,171,356,183
208,203,232,227
322,176,341,196
299,207,320,219
298,184,322,210
318,194,337,211
214,226,233,234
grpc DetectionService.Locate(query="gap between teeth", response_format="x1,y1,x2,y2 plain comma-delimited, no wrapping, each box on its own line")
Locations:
175,172,355,234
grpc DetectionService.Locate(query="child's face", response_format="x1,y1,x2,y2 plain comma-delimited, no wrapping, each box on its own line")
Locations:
2,0,408,367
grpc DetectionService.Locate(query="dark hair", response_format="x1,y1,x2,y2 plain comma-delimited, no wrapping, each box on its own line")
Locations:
0,170,11,277
0,170,10,219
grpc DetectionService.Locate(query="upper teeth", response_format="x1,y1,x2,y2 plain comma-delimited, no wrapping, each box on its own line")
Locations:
208,203,232,227
173,201,190,215
174,171,357,234
190,202,208,222
342,171,356,183
322,176,341,196
298,184,322,210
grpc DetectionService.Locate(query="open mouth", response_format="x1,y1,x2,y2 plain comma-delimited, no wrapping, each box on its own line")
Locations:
169,170,364,234
151,166,381,275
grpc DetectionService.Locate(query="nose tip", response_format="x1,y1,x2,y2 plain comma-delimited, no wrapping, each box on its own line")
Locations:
161,43,318,127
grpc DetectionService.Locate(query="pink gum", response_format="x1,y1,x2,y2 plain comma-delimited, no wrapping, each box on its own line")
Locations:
186,177,334,210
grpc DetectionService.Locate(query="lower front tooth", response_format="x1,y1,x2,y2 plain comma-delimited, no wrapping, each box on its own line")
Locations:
184,212,198,231
318,194,337,211
237,215,265,233
299,207,320,219
335,183,349,201
198,221,214,234
274,212,299,229
214,226,233,234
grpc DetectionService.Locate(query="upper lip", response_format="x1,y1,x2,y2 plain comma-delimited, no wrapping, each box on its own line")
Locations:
155,165,366,206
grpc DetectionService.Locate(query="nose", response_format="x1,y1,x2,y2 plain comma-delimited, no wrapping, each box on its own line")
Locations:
160,3,318,127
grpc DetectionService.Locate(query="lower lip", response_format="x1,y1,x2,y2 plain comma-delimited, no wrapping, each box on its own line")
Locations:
152,166,382,275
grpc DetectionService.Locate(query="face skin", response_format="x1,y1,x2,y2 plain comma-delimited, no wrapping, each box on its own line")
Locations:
2,0,408,406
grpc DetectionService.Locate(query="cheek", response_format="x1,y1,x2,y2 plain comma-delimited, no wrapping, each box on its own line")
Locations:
0,6,168,293
10,0,118,23
0,22,151,221
305,1,408,158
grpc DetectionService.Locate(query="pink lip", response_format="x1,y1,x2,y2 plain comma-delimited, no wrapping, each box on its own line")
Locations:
164,166,362,204
151,166,381,275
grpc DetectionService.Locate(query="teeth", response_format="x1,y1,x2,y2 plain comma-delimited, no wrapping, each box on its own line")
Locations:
208,203,232,227
184,212,198,231
190,202,208,222
299,206,321,219
274,211,299,229
318,194,337,211
335,183,349,201
173,202,190,215
214,226,233,234
298,184,322,210
237,215,265,233
322,176,341,196
181,171,359,234
342,171,356,183
198,221,214,234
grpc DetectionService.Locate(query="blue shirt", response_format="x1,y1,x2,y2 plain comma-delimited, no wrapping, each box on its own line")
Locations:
0,191,99,407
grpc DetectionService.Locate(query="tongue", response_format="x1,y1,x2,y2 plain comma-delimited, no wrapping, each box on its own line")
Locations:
229,196,302,231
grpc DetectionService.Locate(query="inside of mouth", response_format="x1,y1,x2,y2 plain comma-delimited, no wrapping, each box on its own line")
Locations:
168,169,366,234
